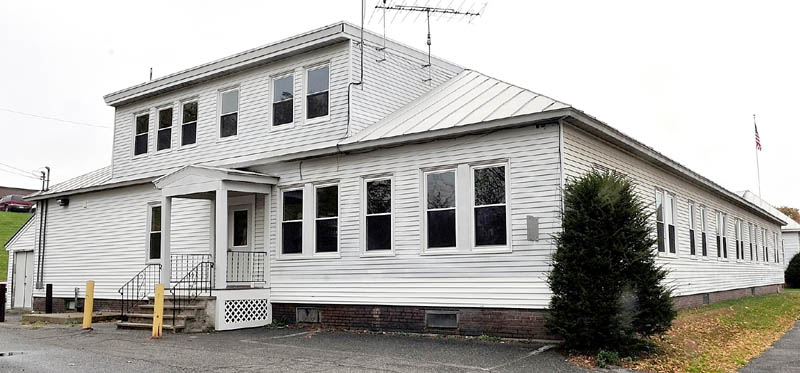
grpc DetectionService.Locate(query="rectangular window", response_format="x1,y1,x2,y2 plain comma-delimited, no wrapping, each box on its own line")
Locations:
716,211,727,258
315,185,338,253
774,232,779,263
148,205,161,260
754,224,760,261
134,113,149,156
273,74,294,126
281,190,303,254
306,65,329,120
425,170,457,249
734,218,742,260
655,190,676,254
748,223,754,261
688,202,696,256
762,228,768,262
701,206,708,256
365,178,392,251
473,165,507,247
181,101,198,146
232,209,248,247
157,107,172,151
219,88,239,138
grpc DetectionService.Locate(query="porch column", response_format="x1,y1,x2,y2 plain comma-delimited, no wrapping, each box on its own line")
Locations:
160,196,172,287
215,185,228,289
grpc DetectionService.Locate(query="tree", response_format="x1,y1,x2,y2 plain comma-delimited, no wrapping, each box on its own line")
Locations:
778,207,800,224
786,253,800,288
547,170,676,351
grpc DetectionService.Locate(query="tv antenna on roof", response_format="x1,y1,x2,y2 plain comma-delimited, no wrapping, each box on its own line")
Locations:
373,0,486,83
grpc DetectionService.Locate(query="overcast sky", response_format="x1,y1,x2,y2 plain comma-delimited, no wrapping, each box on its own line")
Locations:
1,1,798,208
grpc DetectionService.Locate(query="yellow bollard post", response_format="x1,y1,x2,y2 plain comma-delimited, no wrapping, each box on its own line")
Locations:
151,284,164,339
82,280,94,330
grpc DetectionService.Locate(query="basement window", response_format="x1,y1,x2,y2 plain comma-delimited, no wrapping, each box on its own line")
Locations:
157,107,172,151
134,113,149,156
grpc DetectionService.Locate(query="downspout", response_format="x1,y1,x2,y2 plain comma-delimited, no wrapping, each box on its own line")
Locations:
344,0,365,139
35,167,50,289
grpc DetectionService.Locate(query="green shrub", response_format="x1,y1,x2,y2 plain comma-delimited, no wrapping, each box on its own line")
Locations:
786,253,800,288
596,349,621,368
546,170,676,350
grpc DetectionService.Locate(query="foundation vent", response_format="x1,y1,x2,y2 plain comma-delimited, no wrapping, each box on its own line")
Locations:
702,294,710,305
296,307,321,323
425,311,458,329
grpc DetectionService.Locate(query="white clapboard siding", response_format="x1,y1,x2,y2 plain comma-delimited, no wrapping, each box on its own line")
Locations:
562,124,785,296
785,231,800,265
348,40,460,135
253,124,561,309
4,215,37,309
30,185,211,300
110,42,351,180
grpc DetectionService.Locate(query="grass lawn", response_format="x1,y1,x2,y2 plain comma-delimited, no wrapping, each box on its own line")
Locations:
571,289,800,372
0,211,33,282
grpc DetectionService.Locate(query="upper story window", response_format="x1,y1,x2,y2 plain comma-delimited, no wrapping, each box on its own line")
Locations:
425,169,457,249
473,165,507,247
315,185,339,253
281,189,303,255
181,101,198,146
219,88,239,138
306,65,329,120
134,113,149,156
688,201,696,256
273,74,294,126
147,204,161,261
157,107,173,151
364,178,392,252
655,190,676,255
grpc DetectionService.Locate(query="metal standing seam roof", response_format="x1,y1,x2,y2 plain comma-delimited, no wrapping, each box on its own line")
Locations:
341,70,571,144
26,166,112,199
738,190,800,231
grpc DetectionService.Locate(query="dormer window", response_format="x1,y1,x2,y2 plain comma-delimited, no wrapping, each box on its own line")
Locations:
134,113,149,156
273,74,294,126
219,88,239,138
306,65,329,120
157,107,173,151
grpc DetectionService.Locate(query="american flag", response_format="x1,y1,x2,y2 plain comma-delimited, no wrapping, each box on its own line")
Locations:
755,123,762,151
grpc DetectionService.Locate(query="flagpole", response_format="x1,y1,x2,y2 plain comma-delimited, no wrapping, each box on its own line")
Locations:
753,114,762,201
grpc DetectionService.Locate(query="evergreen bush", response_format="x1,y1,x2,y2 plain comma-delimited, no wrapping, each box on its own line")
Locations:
786,253,800,288
546,170,676,350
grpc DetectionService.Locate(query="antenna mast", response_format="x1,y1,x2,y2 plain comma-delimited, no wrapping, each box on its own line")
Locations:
375,1,484,83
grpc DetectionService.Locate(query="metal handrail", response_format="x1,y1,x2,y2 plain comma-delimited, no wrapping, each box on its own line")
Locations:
169,260,214,328
118,263,161,318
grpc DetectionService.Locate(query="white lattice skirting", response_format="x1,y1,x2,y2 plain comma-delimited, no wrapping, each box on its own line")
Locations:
214,288,271,330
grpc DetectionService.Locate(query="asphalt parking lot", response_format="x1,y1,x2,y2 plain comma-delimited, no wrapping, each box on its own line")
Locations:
0,320,586,372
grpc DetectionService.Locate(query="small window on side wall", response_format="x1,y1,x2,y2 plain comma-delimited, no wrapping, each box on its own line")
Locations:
219,88,239,138
134,113,149,156
306,65,329,120
473,165,507,247
157,107,173,151
425,170,457,249
181,101,198,146
148,205,161,260
365,178,392,251
281,190,303,254
273,74,294,126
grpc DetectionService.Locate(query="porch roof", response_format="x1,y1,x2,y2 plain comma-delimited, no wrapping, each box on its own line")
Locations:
153,165,278,197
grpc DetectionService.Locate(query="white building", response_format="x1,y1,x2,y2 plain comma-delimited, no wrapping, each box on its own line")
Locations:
5,22,787,337
739,190,800,265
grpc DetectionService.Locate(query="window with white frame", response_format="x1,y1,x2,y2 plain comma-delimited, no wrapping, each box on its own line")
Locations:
748,223,754,261
147,204,161,260
425,170,457,249
701,206,708,256
219,88,239,138
716,211,727,259
157,107,173,151
315,185,338,253
734,218,743,260
281,189,303,254
229,206,250,248
754,224,760,261
762,228,768,262
306,65,329,120
655,190,676,254
773,232,779,263
473,165,507,247
272,74,294,126
688,202,696,256
364,178,392,251
181,101,198,146
134,113,149,156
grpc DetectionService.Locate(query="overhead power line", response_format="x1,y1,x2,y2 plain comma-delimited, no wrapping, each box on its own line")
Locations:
0,163,40,180
0,107,111,129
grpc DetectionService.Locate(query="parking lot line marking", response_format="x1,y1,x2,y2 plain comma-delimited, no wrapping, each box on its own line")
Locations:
270,331,311,339
487,344,556,371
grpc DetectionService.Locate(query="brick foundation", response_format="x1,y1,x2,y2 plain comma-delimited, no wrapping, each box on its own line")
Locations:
672,283,783,309
32,297,145,314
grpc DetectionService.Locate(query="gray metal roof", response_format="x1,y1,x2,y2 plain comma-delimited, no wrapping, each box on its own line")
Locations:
343,70,570,144
26,166,112,200
739,190,800,231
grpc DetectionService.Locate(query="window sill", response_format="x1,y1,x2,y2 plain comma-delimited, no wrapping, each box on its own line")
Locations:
216,135,239,144
271,122,295,130
305,115,330,126
421,247,513,256
177,143,197,151
360,250,395,258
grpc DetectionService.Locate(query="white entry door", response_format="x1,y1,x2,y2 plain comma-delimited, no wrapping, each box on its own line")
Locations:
13,251,34,309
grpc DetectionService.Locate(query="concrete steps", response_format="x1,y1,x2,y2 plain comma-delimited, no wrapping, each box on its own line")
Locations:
116,321,185,331
116,296,212,333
